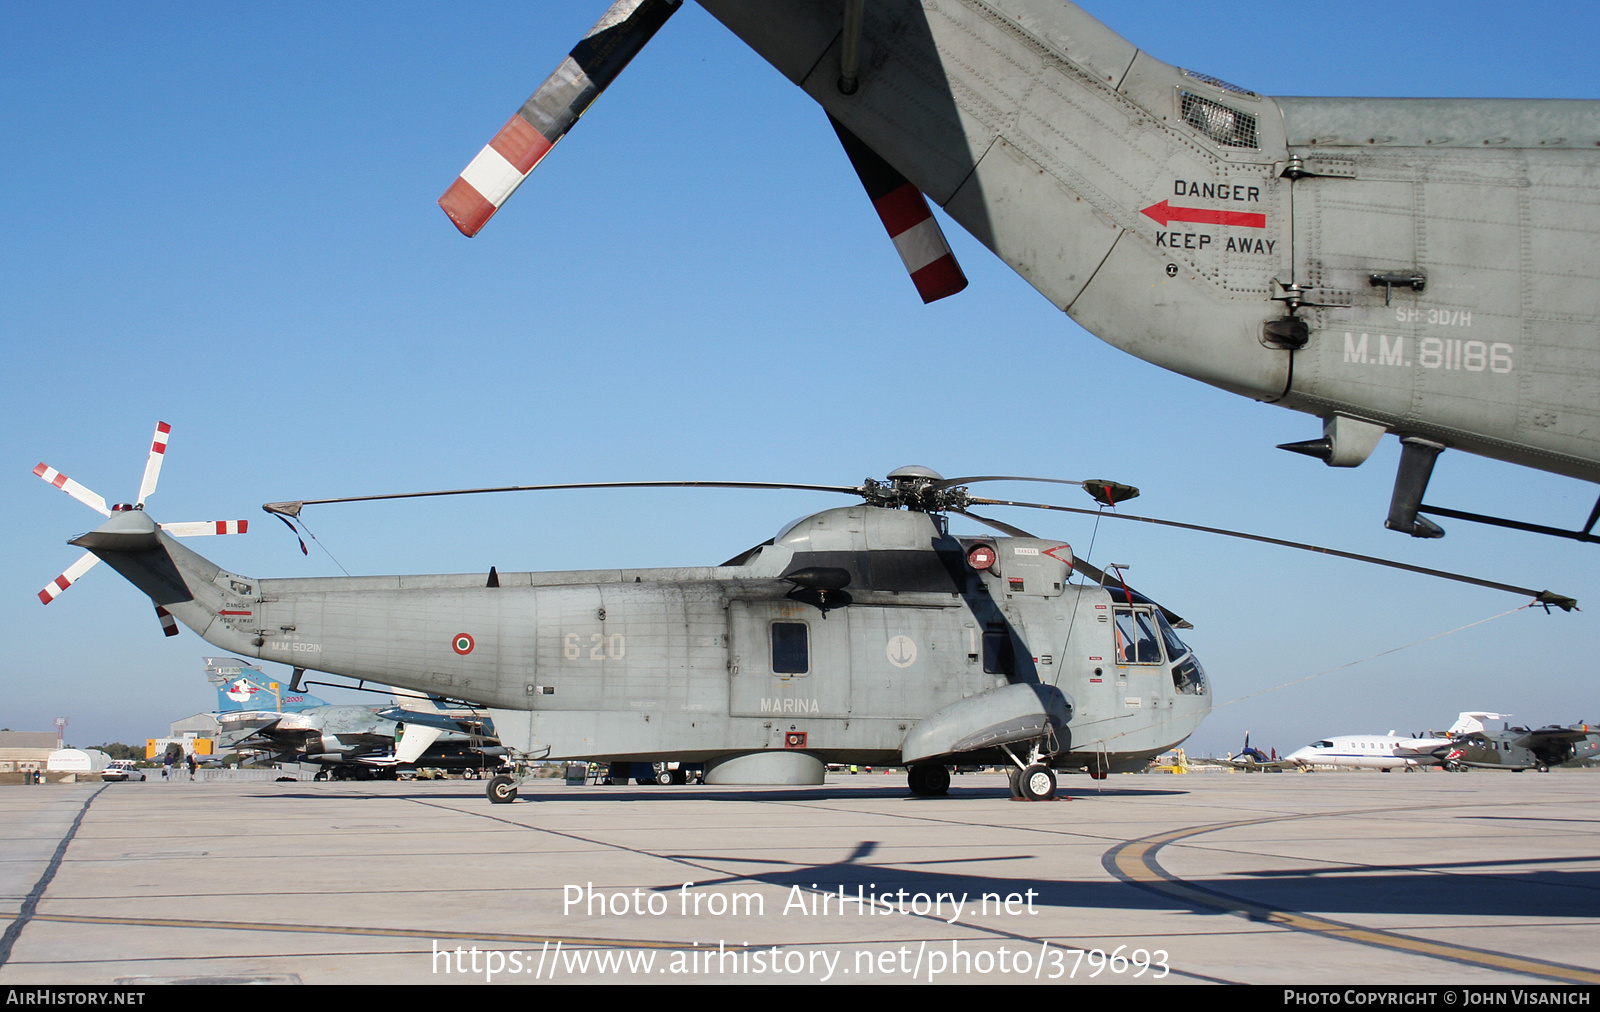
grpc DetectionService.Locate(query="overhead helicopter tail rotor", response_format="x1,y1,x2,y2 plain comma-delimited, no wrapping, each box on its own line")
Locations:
33,422,251,621
438,0,682,237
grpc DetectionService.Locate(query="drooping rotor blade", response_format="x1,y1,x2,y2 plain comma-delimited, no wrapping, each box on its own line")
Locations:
439,0,682,237
828,115,967,303
33,463,110,516
954,508,1191,628
968,496,1578,610
136,421,171,507
159,520,249,537
38,551,101,605
264,479,862,518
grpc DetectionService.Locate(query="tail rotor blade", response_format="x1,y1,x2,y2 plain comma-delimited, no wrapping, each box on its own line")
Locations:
136,421,171,507
155,605,180,637
39,552,101,604
160,520,249,537
828,115,967,303
439,0,682,237
33,463,110,516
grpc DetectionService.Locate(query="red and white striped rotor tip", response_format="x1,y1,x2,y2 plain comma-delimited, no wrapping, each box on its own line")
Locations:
438,0,681,237
39,552,101,605
33,463,110,516
137,421,171,507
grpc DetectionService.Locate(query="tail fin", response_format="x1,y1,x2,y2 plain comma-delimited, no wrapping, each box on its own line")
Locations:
1446,711,1512,736
206,657,327,713
72,510,260,652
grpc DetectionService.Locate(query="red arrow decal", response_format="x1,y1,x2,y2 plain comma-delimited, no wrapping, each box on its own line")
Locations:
1141,200,1266,229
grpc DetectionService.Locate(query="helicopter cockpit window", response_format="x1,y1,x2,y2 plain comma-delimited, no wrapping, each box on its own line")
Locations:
1112,607,1162,665
1154,611,1190,662
1171,655,1207,696
771,622,809,675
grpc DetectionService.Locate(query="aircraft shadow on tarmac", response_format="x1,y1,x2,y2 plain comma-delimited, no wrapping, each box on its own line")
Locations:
658,841,1600,920
248,784,1188,804
240,790,1600,919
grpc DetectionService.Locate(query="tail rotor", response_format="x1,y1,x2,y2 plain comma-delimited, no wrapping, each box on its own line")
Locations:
33,422,250,631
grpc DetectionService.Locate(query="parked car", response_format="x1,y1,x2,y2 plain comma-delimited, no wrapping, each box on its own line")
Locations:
101,760,146,782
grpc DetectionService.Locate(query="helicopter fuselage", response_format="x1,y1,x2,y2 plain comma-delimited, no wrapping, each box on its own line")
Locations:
82,505,1212,782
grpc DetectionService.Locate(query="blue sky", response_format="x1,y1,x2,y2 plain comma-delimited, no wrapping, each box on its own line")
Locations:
4,1,1596,757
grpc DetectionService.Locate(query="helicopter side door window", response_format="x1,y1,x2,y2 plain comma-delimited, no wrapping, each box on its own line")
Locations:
771,621,809,675
1112,607,1162,665
982,630,1014,676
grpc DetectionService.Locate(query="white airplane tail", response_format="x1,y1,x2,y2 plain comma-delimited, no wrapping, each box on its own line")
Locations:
1446,712,1512,736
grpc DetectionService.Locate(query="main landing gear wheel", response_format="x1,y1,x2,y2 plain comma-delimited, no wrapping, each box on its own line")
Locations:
487,775,518,804
1018,764,1056,802
1008,767,1024,799
656,770,675,786
907,764,950,797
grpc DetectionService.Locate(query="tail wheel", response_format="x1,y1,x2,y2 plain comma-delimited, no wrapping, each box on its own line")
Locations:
487,775,518,804
1019,764,1056,802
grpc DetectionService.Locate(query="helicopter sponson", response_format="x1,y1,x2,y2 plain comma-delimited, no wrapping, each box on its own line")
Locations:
68,501,1210,802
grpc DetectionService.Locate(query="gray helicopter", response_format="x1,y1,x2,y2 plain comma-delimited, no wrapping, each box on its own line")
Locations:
440,0,1600,545
35,424,1575,805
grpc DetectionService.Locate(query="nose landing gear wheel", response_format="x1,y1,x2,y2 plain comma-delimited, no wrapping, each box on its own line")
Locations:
487,775,518,804
1018,764,1056,802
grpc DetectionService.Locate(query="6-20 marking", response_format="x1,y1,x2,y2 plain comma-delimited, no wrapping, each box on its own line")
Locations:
563,632,627,660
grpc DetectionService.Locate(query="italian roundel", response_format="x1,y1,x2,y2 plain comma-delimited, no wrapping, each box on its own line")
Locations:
452,633,475,655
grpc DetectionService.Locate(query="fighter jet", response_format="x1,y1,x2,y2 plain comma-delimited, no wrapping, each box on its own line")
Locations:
210,659,503,779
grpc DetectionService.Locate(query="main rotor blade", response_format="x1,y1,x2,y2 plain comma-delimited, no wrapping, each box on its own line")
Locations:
39,551,100,604
968,496,1578,609
934,476,1140,507
828,115,967,303
136,421,171,507
33,463,110,516
953,508,1191,627
439,0,682,237
264,479,862,518
931,475,1085,492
